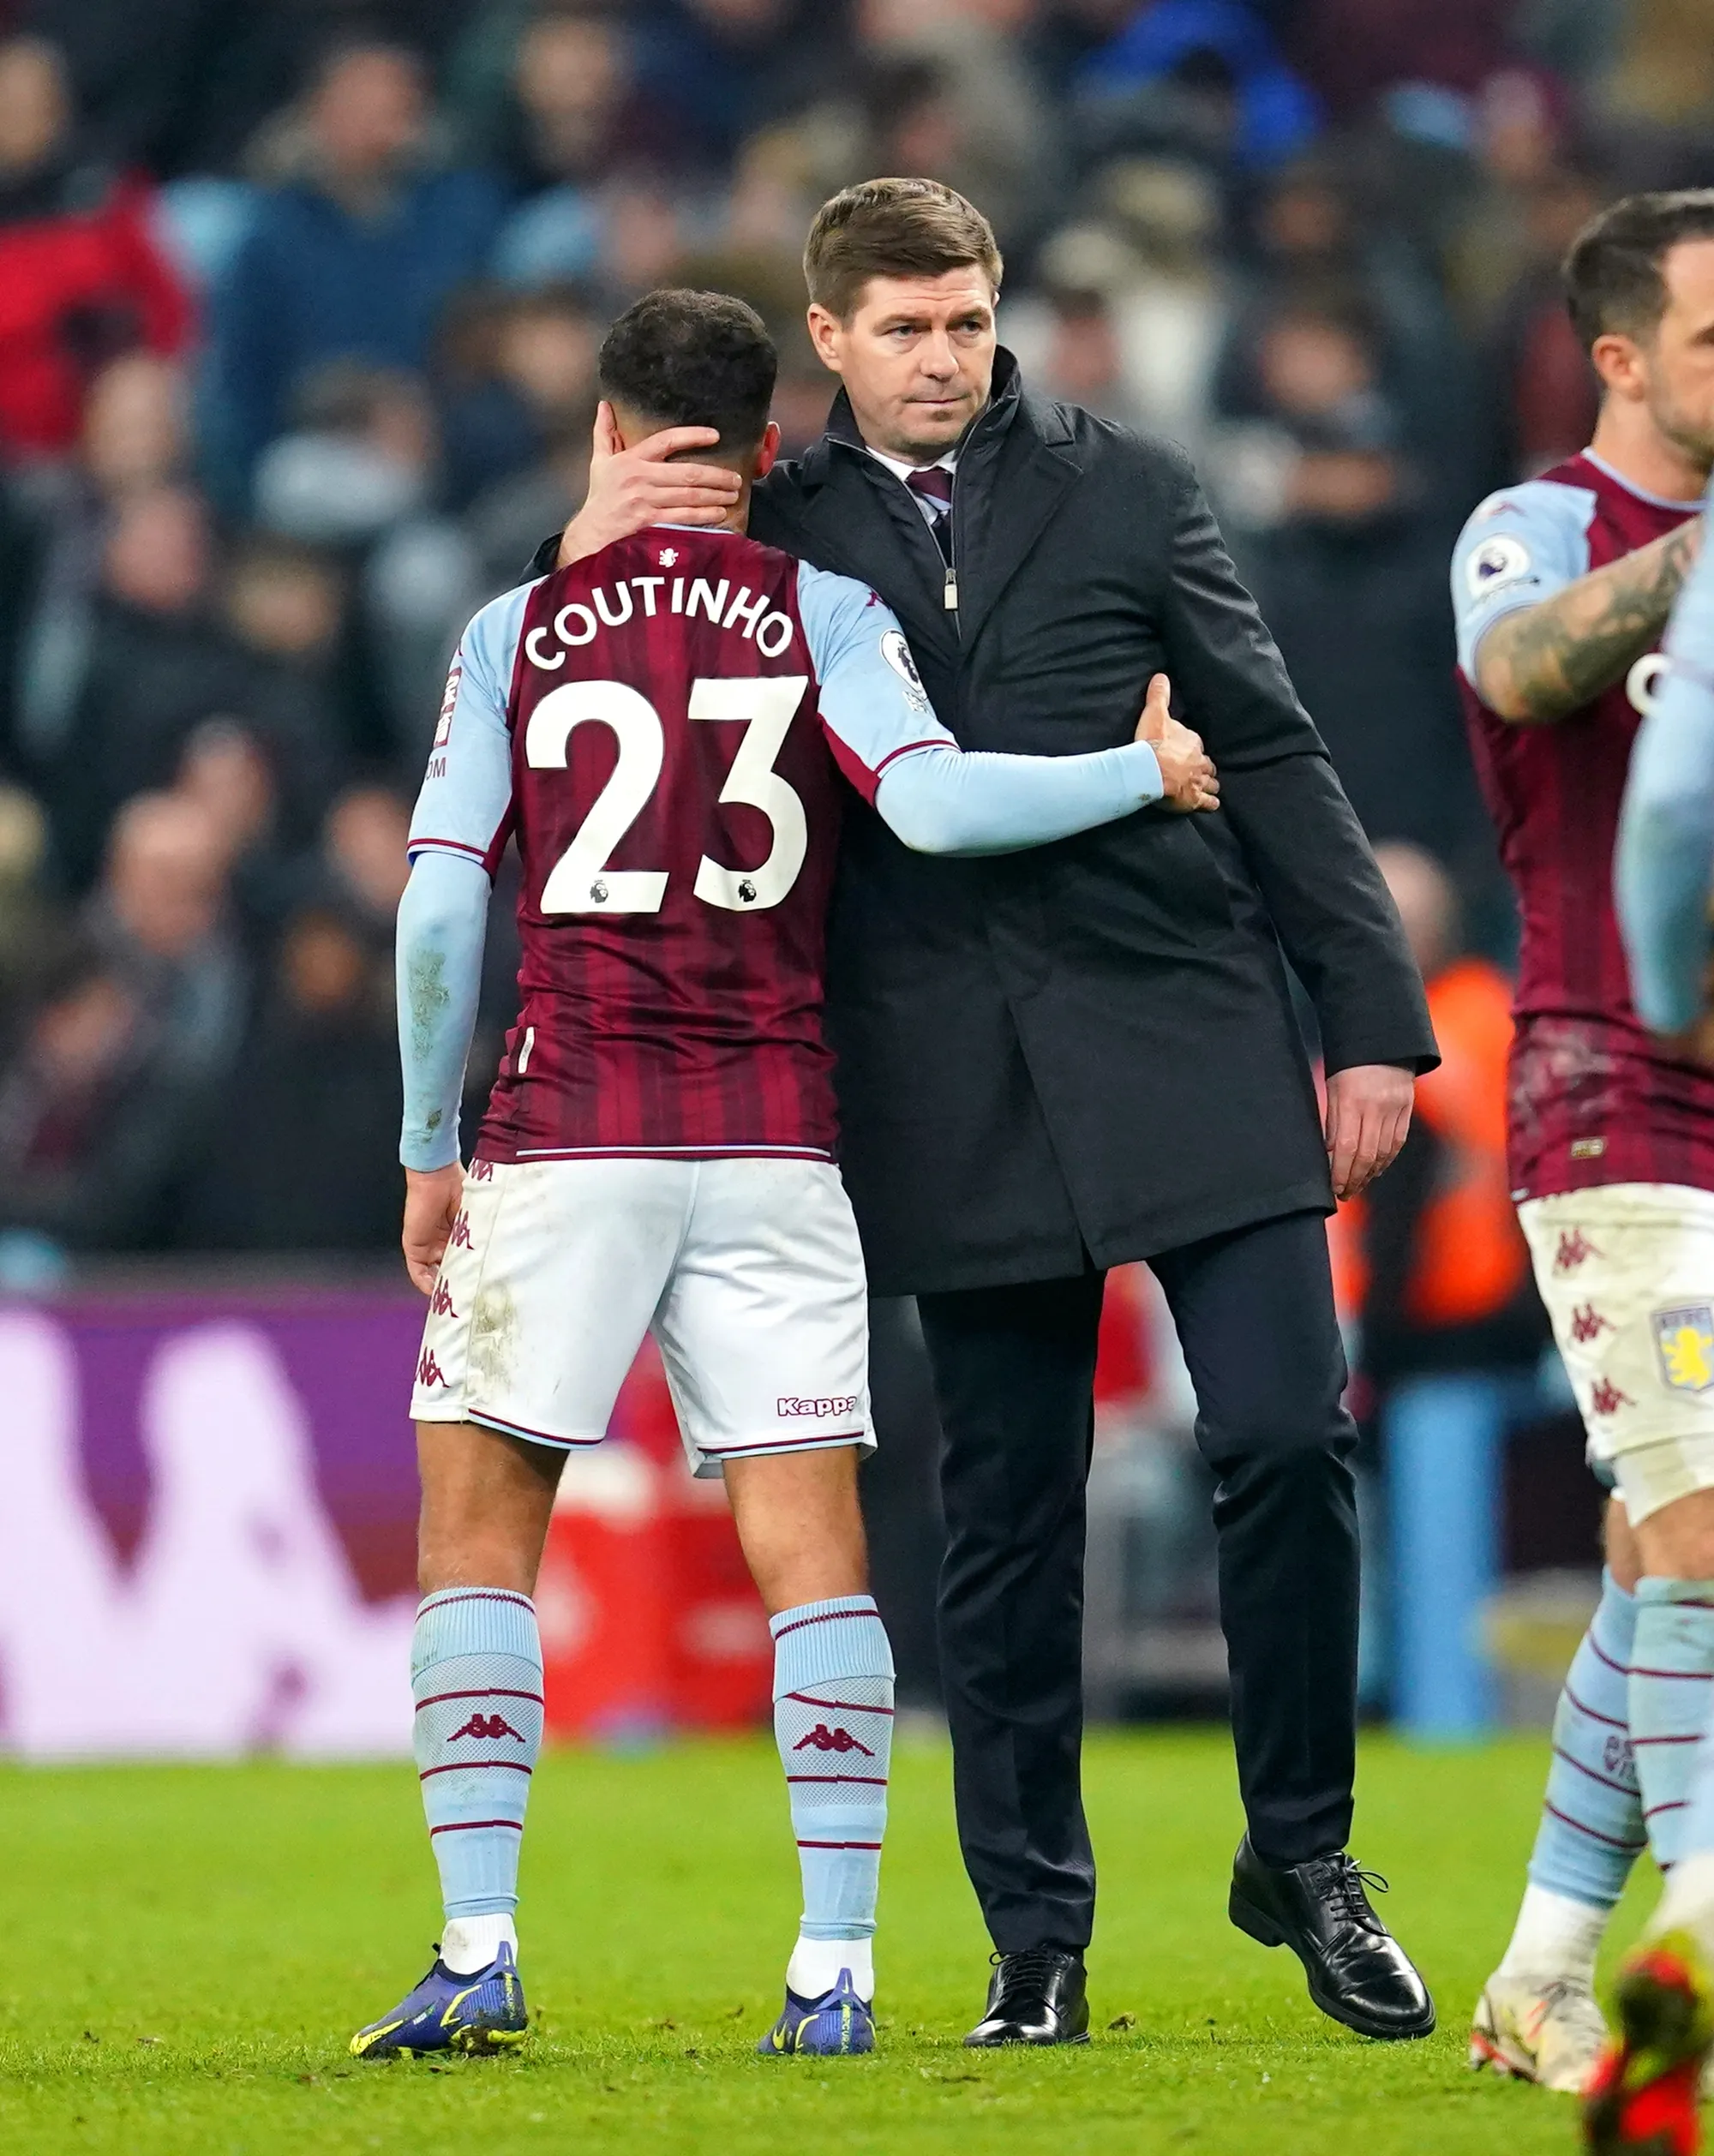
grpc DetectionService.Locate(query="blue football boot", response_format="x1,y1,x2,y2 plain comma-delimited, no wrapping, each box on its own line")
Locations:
758,1968,876,2056
351,1941,529,2058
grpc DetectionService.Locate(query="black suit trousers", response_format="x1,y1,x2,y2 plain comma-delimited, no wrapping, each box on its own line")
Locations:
916,1208,1359,1954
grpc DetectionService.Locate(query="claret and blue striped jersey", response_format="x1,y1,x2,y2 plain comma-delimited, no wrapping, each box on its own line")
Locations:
410,526,959,1164
1452,451,1714,1199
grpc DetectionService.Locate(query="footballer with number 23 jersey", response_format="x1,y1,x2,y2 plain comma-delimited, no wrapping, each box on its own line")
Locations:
399,522,1168,1468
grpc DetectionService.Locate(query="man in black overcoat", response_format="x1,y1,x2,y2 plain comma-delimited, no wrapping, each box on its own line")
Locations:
536,179,1441,2046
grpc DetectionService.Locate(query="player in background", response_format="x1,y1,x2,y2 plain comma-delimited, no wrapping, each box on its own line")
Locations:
1449,190,1714,2106
352,290,1217,2063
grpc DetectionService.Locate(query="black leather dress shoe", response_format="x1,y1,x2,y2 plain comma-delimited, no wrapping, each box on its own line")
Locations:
1229,1836,1435,2040
963,1949,1091,2047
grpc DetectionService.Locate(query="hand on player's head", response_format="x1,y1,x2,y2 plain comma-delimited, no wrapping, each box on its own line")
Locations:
1136,674,1220,813
555,402,743,568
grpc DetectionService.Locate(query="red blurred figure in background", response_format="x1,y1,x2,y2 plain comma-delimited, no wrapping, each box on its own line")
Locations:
0,37,190,458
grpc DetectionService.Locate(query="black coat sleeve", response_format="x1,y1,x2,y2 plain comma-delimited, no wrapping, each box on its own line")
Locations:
1154,447,1439,1075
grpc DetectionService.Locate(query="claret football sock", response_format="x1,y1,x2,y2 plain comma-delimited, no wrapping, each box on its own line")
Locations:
412,1589,544,1931
770,1595,895,2005
1630,1578,1714,1872
1507,1570,1643,1967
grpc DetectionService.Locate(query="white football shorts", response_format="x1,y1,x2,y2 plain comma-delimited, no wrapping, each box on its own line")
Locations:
1519,1182,1714,1524
411,1155,874,1478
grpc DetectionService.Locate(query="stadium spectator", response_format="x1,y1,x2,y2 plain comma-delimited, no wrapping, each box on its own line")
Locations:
39,484,345,888
321,785,411,939
39,482,225,885
203,39,503,502
858,0,1065,249
1210,302,1486,867
177,899,402,1253
1283,0,1519,121
0,790,250,1252
0,36,191,458
472,6,686,290
440,282,599,508
3,351,193,776
1216,157,1483,515
0,931,203,1251
90,790,246,1082
250,362,476,757
1073,0,1321,176
0,781,60,1009
637,0,850,169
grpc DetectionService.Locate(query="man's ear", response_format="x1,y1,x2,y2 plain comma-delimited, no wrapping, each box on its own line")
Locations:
1591,331,1647,403
753,421,782,480
806,303,844,375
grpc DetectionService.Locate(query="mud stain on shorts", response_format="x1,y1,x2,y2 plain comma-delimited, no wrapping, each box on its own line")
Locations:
470,1284,518,1392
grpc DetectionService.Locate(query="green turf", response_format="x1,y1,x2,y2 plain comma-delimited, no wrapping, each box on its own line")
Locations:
0,1728,1651,2153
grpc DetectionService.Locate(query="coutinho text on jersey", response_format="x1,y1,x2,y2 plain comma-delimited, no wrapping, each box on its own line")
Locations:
1452,450,1714,1201
410,528,950,1165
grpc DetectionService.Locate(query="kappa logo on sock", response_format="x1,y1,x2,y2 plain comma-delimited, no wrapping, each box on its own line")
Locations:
793,1723,874,1757
448,1712,526,1743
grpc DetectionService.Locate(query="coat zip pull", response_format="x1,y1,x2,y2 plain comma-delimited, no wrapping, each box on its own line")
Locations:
944,563,958,611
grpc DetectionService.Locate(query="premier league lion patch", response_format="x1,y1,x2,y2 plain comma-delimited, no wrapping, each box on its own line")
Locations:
1653,1305,1714,1393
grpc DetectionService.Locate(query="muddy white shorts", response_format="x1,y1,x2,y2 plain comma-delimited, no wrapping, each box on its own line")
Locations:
411,1155,874,1478
1519,1182,1714,1524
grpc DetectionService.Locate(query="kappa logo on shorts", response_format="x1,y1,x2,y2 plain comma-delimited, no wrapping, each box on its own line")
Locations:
447,1210,474,1249
417,1347,450,1389
1590,1376,1634,1416
1653,1306,1714,1393
429,1278,458,1319
1554,1229,1603,1273
470,1159,494,1182
776,1394,860,1419
1569,1303,1611,1345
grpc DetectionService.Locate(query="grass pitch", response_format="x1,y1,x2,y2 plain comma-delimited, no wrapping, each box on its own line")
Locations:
0,1728,1646,2155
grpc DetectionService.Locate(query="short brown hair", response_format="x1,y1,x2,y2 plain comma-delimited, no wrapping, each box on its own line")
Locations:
1564,189,1714,350
804,177,1003,320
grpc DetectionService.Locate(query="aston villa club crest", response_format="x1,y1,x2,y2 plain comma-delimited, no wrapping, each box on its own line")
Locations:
1653,1305,1714,1393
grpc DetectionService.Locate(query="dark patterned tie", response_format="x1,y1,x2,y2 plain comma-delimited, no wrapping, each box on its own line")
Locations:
906,465,955,560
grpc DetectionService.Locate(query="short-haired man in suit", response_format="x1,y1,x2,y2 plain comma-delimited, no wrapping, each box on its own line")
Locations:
538,178,1439,2047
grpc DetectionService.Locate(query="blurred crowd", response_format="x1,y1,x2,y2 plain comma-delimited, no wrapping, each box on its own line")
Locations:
0,0,1705,1269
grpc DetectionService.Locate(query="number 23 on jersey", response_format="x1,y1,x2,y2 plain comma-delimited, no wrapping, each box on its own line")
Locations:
525,674,810,916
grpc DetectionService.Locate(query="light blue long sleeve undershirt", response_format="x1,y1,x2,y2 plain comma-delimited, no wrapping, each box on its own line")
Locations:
397,734,1167,1170
1615,498,1714,1034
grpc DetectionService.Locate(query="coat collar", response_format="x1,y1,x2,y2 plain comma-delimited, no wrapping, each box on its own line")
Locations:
792,350,1082,656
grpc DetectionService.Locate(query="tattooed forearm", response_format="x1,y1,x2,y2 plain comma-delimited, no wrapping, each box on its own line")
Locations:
1476,518,1702,724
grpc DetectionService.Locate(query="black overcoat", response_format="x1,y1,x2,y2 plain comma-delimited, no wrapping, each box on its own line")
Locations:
531,352,1438,1296
753,355,1435,1295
